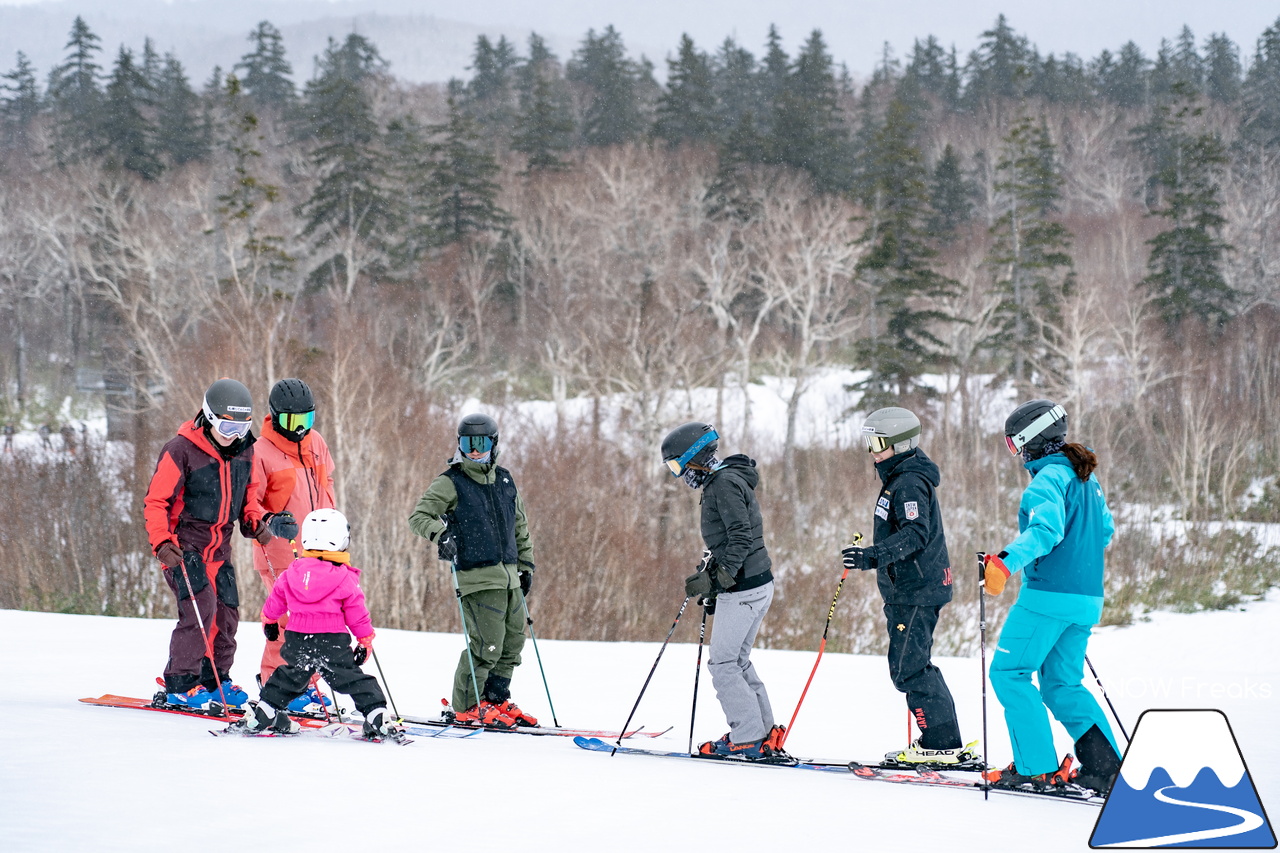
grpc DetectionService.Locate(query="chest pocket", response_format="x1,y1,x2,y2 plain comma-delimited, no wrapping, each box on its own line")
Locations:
184,461,223,523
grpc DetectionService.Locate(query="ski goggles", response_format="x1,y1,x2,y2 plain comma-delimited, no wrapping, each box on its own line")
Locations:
665,428,719,476
277,411,315,434
460,434,494,455
862,424,920,454
1005,404,1066,455
211,415,253,439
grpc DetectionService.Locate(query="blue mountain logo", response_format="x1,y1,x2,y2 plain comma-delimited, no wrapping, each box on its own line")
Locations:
1091,709,1275,848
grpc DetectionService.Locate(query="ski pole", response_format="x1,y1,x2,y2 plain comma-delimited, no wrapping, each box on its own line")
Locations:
370,647,400,720
1085,654,1130,745
175,554,230,715
977,552,990,801
613,596,692,755
520,591,560,728
688,603,708,755
450,556,483,711
781,532,863,749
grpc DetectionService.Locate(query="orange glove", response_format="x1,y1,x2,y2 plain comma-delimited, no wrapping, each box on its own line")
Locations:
357,632,375,650
984,554,1011,595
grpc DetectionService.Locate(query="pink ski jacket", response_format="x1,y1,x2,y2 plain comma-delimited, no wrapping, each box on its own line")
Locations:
262,556,374,639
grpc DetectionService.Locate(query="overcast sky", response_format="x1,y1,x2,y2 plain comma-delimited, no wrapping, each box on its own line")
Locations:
1,0,1276,84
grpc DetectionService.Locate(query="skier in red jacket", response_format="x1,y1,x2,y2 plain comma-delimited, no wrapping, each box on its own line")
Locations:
143,378,297,710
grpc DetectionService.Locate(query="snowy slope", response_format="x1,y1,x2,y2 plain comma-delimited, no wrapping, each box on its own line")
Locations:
2,595,1276,852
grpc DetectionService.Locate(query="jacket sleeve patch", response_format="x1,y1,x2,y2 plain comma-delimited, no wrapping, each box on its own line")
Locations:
904,501,919,520
875,506,889,520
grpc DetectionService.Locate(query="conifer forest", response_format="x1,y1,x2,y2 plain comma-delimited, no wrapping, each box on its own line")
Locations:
3,15,1280,654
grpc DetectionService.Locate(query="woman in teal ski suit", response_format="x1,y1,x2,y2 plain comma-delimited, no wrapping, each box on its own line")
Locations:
981,400,1123,793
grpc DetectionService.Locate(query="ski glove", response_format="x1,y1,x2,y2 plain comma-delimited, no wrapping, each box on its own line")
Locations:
263,622,280,641
353,644,369,666
263,511,299,540
841,545,878,571
436,531,457,562
685,569,713,599
983,553,1011,596
700,596,717,615
156,541,183,569
519,570,532,597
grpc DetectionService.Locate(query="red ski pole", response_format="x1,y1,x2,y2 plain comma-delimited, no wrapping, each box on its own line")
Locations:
781,532,863,748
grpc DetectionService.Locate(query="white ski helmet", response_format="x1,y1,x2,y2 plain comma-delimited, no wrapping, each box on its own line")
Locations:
300,508,350,552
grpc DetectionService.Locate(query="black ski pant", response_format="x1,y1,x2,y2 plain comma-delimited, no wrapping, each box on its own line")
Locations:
162,557,239,694
884,603,962,749
259,631,387,717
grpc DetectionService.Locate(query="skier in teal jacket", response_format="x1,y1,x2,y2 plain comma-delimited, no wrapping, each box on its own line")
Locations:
981,400,1123,795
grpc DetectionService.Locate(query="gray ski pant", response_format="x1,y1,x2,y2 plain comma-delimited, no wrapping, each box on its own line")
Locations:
707,581,776,744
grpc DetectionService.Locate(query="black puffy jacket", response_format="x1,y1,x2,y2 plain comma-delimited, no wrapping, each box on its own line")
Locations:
868,448,953,606
700,454,773,592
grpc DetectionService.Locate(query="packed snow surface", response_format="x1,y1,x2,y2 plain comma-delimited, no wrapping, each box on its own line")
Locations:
2,593,1276,851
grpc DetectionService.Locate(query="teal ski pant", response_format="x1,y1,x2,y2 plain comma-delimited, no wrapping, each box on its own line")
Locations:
452,587,525,710
989,604,1119,775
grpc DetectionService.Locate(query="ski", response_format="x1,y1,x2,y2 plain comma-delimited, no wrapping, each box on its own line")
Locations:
401,713,671,740
846,762,1104,806
573,736,840,771
211,720,414,745
79,694,332,729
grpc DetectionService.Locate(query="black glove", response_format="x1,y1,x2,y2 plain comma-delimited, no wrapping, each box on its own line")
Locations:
701,596,717,615
520,570,532,597
352,644,369,666
264,511,299,540
841,544,877,571
263,622,280,641
685,570,713,598
436,531,457,562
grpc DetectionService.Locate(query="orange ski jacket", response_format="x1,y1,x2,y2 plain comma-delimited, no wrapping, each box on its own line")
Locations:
250,418,336,577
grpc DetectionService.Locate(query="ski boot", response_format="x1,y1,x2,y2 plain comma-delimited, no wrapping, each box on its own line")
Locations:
361,707,404,741
209,680,248,709
884,737,982,769
495,699,538,727
243,701,298,734
1071,724,1122,795
287,685,333,715
164,685,212,709
982,754,1074,790
446,700,518,729
698,732,796,763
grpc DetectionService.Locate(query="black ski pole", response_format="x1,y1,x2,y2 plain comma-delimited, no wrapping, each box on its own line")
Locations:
520,591,559,727
687,603,708,755
1084,654,1130,745
613,596,691,755
371,647,400,721
977,552,990,801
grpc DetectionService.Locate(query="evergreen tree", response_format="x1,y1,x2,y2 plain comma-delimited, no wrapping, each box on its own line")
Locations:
704,111,767,222
1029,52,1091,103
759,24,790,108
296,34,395,292
1242,17,1280,147
904,36,960,108
1149,40,1176,101
141,37,161,88
465,34,519,135
711,37,761,135
985,116,1076,391
1170,25,1204,94
1,52,41,149
101,46,162,180
768,29,851,193
1202,33,1241,103
925,143,975,242
154,53,208,165
1133,88,1234,328
47,16,104,159
963,15,1033,106
567,26,646,147
424,96,510,244
654,34,717,145
511,40,574,174
235,21,295,108
1095,41,1149,107
853,97,957,406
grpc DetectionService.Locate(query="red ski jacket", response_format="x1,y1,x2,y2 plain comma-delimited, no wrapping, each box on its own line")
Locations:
144,419,266,568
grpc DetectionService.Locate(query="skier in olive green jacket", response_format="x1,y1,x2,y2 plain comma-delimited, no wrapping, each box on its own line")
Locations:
408,413,537,728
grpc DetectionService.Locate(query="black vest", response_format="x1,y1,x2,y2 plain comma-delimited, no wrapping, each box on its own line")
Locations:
444,465,519,570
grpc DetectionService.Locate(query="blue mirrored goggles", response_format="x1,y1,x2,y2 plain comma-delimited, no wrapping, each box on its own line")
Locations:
212,415,252,439
665,429,719,476
460,434,494,455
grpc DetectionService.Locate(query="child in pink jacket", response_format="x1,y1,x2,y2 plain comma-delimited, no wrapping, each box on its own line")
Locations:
245,508,397,738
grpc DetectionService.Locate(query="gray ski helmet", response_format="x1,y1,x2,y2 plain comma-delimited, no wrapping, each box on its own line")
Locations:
201,378,253,439
269,378,315,440
661,422,719,476
861,407,921,455
458,413,499,460
1004,399,1067,457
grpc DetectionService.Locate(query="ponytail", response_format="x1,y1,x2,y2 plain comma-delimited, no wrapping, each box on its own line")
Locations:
1061,442,1097,481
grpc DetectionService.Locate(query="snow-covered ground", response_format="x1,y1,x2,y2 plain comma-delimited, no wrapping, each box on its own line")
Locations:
2,592,1276,852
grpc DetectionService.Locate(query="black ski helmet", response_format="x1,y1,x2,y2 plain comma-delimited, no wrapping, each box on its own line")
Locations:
269,378,315,440
201,378,253,440
661,422,719,476
458,413,499,461
1004,399,1068,458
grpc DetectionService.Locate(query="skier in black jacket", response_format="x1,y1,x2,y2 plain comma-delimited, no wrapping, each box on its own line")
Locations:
662,422,788,762
840,407,972,765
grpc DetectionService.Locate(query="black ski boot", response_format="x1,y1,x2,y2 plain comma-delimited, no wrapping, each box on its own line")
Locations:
1071,724,1122,795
